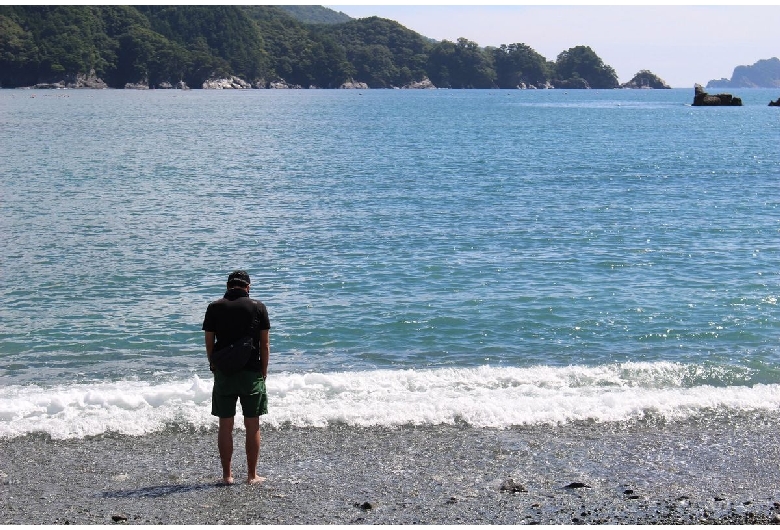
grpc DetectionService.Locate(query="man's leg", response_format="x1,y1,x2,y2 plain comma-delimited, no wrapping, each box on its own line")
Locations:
218,416,235,484
244,416,265,485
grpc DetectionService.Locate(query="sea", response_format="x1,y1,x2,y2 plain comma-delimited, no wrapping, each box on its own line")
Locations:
1,87,779,440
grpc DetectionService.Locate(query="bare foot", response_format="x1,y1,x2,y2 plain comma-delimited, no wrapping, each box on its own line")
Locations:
221,476,235,485
247,476,266,485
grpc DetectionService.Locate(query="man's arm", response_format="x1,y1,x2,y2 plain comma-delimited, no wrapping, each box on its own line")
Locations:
259,329,269,380
205,331,216,371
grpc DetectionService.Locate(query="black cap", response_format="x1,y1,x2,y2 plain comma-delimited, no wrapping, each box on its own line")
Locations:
227,270,250,287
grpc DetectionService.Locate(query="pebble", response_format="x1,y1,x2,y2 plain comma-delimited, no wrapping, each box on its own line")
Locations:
500,478,527,493
3,423,780,525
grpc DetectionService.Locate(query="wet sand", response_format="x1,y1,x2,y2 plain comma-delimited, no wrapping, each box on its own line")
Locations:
1,412,779,524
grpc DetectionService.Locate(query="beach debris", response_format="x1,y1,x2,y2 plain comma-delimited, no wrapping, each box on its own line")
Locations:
770,513,780,524
445,496,458,505
110,514,128,523
563,482,591,489
499,478,527,493
355,501,376,511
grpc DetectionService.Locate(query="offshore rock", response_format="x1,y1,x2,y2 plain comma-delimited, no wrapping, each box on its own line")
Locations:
499,478,527,493
154,80,190,89
692,84,742,106
557,78,590,89
402,77,436,89
32,70,107,89
769,97,780,107
340,79,369,89
124,80,149,90
202,76,251,89
268,79,302,89
68,70,108,89
157,81,192,89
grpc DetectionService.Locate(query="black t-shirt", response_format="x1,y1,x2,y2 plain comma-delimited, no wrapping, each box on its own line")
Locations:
202,288,270,372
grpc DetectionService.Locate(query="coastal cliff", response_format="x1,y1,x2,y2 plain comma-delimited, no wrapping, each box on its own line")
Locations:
707,57,780,89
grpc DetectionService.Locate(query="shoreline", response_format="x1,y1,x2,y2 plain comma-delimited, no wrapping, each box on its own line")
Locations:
2,414,779,524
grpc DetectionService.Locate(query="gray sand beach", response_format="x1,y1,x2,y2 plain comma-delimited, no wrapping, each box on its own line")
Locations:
2,411,779,525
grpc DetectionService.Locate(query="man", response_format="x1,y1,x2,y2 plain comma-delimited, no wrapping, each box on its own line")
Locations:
202,270,270,485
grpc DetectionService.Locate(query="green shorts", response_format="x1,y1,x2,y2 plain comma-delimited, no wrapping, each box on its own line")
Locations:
211,370,268,419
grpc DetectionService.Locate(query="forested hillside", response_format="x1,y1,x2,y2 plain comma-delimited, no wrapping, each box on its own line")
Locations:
0,5,621,89
278,5,351,25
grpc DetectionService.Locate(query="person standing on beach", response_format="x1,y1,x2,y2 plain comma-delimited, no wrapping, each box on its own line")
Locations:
202,270,270,485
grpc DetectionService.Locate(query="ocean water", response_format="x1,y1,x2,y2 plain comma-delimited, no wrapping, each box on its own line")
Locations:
1,87,779,439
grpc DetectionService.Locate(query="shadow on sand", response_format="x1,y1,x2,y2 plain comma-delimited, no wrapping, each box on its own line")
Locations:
101,481,230,499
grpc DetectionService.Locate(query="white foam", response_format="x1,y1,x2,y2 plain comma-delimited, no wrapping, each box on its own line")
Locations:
1,363,779,439
0,376,214,439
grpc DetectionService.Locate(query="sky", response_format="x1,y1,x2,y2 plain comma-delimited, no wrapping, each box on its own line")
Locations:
325,4,780,88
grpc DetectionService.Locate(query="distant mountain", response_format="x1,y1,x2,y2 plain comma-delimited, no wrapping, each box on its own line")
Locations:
707,57,780,89
278,5,351,25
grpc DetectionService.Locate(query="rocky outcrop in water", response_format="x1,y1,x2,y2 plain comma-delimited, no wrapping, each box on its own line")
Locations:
340,79,369,89
402,77,435,89
556,78,590,89
268,79,303,89
124,80,149,90
769,97,780,107
152,81,190,89
30,70,108,89
692,84,742,106
202,76,251,89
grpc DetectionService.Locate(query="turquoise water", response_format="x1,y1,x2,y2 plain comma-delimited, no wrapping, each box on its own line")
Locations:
1,88,779,437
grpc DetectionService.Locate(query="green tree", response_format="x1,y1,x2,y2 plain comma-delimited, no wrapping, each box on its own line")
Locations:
14,6,113,80
427,38,495,88
277,5,351,25
318,16,429,87
114,25,190,87
492,43,549,88
554,45,618,89
0,13,39,86
245,5,351,87
139,5,268,82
